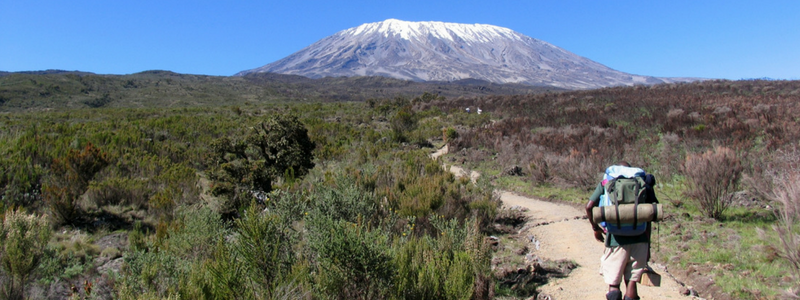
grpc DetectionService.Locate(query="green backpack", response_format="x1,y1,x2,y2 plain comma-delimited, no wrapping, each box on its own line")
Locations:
599,166,649,236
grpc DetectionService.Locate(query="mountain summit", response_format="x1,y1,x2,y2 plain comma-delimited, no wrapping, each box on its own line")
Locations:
237,19,691,89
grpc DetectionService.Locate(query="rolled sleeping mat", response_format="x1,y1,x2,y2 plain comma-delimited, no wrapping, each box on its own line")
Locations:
592,203,664,224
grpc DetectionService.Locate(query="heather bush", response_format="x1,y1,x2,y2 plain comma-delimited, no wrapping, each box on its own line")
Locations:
393,235,473,300
745,148,800,297
393,216,487,300
232,203,298,288
390,105,417,143
85,177,152,209
683,146,743,219
765,172,800,297
307,216,394,300
309,174,379,225
43,143,109,225
443,127,458,146
0,209,52,300
549,150,606,188
657,132,682,180
394,173,449,218
0,159,46,211
118,206,227,297
742,146,800,203
527,150,554,184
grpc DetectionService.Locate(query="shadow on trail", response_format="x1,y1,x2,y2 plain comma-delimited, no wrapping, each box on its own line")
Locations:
495,257,578,298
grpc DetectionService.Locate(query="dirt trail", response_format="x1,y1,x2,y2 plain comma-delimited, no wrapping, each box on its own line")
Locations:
503,191,689,299
432,146,693,300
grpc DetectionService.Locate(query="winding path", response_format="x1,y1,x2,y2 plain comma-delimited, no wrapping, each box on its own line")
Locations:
432,145,694,299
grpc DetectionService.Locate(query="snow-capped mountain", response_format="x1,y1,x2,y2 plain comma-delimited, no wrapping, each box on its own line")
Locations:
236,19,694,89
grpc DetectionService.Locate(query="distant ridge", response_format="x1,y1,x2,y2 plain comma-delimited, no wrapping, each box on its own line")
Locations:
237,19,699,89
0,71,560,112
0,69,94,77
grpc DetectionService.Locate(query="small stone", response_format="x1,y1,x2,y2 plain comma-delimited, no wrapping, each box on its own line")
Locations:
679,286,690,296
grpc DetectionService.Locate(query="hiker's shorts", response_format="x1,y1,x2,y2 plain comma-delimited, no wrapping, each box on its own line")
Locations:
600,242,648,285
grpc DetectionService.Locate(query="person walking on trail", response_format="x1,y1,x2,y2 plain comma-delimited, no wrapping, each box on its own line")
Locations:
585,161,658,300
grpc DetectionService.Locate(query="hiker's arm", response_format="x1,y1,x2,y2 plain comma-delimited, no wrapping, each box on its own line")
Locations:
587,183,604,242
586,200,605,242
585,200,601,230
587,183,603,228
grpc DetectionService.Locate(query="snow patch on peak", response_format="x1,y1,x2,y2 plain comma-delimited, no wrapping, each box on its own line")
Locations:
344,19,523,43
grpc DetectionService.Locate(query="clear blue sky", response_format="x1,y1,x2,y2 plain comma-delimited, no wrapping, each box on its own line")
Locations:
2,0,798,80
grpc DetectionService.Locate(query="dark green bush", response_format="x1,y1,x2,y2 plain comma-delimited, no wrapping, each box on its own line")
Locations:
390,105,417,143
207,114,315,216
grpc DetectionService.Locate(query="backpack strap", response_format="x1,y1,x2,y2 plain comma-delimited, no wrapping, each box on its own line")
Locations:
651,203,658,221
600,203,607,223
632,181,640,230
608,178,622,229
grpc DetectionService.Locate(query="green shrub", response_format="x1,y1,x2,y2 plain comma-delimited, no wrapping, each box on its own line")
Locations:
184,239,251,300
393,235,475,300
307,216,393,300
393,236,446,299
0,209,52,300
392,217,490,300
309,175,378,225
443,127,458,145
390,105,417,143
119,206,227,297
233,203,298,287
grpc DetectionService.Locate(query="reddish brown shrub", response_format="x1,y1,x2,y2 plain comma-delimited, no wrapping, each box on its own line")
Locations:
769,173,800,291
682,146,742,220
43,143,109,225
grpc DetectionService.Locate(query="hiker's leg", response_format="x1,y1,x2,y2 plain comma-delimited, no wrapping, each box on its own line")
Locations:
625,281,638,299
624,243,649,299
602,247,626,300
601,247,626,286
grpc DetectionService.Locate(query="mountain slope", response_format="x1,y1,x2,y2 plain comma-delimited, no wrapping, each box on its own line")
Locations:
237,19,696,89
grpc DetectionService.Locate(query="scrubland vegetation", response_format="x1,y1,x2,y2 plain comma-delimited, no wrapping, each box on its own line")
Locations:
0,89,499,299
1,74,800,299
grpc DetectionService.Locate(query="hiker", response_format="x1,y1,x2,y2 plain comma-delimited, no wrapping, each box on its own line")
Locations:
585,161,659,300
